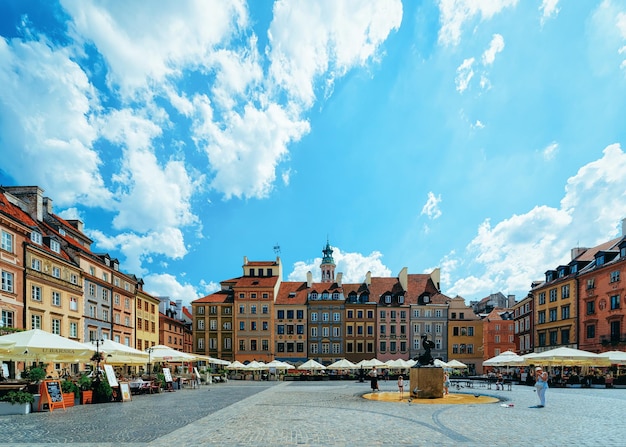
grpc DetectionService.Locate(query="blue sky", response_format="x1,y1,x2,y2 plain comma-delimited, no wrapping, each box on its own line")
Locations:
2,0,626,307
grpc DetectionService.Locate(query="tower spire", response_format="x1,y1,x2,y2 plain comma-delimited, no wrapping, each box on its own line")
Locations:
320,238,335,283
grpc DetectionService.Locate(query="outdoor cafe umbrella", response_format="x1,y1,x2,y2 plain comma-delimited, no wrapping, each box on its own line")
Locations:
225,360,246,370
298,359,326,371
447,359,468,369
483,350,525,367
146,345,196,363
523,347,611,367
386,358,414,369
0,329,96,363
597,350,626,365
265,360,293,370
433,359,451,368
243,361,267,371
326,359,358,370
83,339,148,366
356,358,388,369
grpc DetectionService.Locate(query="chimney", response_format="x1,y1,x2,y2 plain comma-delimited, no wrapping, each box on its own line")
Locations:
307,271,313,288
3,186,45,221
336,272,342,287
622,218,626,236
67,219,84,233
365,271,371,286
571,247,587,260
398,267,408,291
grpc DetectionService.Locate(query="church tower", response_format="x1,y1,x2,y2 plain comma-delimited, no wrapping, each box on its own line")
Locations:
320,239,335,283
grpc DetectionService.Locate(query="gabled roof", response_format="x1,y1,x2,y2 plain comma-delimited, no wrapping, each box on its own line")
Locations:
193,290,233,304
0,191,37,227
275,281,309,305
233,276,279,288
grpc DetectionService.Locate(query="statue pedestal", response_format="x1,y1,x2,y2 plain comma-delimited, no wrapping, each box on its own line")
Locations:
410,367,444,399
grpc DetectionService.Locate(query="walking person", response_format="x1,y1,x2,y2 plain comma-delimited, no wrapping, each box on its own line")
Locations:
534,366,549,408
368,367,379,392
443,371,451,395
397,375,404,399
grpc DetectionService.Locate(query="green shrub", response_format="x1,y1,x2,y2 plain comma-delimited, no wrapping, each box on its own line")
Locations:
0,390,34,405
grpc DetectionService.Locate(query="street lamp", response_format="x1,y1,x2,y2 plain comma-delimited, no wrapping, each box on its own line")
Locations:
91,338,105,379
146,347,154,381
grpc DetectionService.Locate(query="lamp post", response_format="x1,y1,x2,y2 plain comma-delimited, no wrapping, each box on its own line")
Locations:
147,347,154,381
91,338,105,378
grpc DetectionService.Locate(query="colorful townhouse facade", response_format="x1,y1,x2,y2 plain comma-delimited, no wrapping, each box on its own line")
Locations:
481,308,515,360
512,293,534,355
447,296,484,375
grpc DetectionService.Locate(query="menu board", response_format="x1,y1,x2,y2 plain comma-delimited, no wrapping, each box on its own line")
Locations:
39,380,66,412
119,382,132,402
163,367,173,383
104,364,119,387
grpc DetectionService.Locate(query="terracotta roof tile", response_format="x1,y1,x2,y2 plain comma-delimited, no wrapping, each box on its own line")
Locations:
275,282,309,305
0,191,38,227
193,290,233,304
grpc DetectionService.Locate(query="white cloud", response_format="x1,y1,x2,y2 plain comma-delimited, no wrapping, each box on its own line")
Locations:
0,36,111,207
143,273,202,308
437,0,518,46
288,246,392,283
482,34,504,66
588,1,626,76
455,57,475,93
542,142,559,161
61,0,249,99
472,120,485,129
89,227,188,276
421,192,443,220
444,143,626,299
268,0,403,109
539,0,560,25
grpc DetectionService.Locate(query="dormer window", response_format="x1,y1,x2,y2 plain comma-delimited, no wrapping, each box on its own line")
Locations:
59,228,66,236
398,295,405,304
322,292,329,300
30,232,42,245
310,292,318,300
596,255,604,266
50,239,60,253
385,295,392,304
332,292,339,300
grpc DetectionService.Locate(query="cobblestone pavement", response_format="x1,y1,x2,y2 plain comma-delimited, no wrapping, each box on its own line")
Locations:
2,380,625,446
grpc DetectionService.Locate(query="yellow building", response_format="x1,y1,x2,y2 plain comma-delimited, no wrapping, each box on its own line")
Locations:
135,280,160,352
447,296,483,375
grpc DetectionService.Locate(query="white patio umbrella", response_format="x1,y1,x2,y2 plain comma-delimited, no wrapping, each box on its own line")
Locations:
433,359,451,368
0,329,96,362
483,350,525,367
83,339,148,366
0,337,15,353
524,347,611,367
265,360,293,370
326,359,358,370
146,345,196,362
447,359,468,369
597,350,626,365
243,361,267,370
386,358,413,369
298,359,326,371
356,358,388,369
226,360,246,370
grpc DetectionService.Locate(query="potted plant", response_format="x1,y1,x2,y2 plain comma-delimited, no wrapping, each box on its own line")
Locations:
23,366,46,393
61,379,79,407
0,390,34,415
92,376,113,403
78,374,93,404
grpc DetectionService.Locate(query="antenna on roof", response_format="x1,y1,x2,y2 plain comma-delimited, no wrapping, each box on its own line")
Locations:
273,244,281,255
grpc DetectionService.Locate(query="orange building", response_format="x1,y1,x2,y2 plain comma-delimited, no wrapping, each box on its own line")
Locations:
481,308,515,362
447,296,483,375
578,239,626,352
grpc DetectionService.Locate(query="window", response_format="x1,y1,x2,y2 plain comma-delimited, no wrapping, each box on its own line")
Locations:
538,333,546,346
538,310,546,324
380,341,386,352
385,295,391,304
251,305,257,314
1,271,14,293
297,310,304,319
250,293,257,299
31,314,42,329
452,344,458,354
333,312,340,322
435,310,442,318
549,331,558,345
277,310,285,319
380,310,386,319
561,305,570,320
561,284,570,298
611,321,621,342
322,312,329,322
1,310,14,328
1,230,13,252
414,310,420,318
102,309,109,322
333,327,341,337
347,325,353,335
114,294,120,305
468,326,474,336
52,319,61,335
125,298,130,309
52,291,61,306
31,258,41,271
52,266,61,278
587,278,595,290
310,327,318,337
262,340,269,351
262,321,268,331
549,308,557,322
89,304,96,318
287,310,294,319
311,312,318,322
70,274,78,285
549,289,557,302
251,322,257,331
611,295,620,310
239,305,245,314
538,292,546,304
561,329,570,344
31,231,42,244
262,305,269,314
263,293,269,299
310,343,318,354
610,271,620,283
31,285,42,301
586,301,595,315
379,325,386,335
322,327,329,337
102,289,109,301
102,272,108,282
240,321,246,331
198,320,205,330
50,239,60,253
239,340,245,351
69,322,78,338
198,338,205,350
